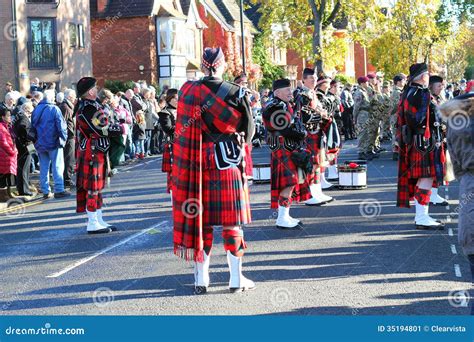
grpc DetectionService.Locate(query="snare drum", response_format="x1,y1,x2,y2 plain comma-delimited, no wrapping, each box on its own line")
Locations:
337,162,367,189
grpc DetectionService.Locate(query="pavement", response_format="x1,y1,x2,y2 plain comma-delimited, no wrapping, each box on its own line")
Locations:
0,140,471,315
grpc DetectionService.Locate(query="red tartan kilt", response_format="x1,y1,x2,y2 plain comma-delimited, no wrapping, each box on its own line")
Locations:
201,142,251,227
270,147,311,208
408,147,436,179
75,145,106,192
162,143,172,173
306,132,321,165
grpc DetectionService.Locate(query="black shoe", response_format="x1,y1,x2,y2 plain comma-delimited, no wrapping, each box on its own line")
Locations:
106,225,118,232
87,227,112,235
54,191,71,199
430,200,449,207
19,192,34,197
416,223,445,230
194,286,208,295
43,193,53,199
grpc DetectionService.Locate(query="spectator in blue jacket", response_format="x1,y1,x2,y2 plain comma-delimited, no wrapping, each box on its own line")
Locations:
31,89,70,199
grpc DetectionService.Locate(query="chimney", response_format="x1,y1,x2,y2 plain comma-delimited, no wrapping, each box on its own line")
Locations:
97,0,108,13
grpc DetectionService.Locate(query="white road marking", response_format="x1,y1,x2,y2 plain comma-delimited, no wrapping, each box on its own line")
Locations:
451,244,457,255
454,264,462,278
448,228,454,236
46,221,168,278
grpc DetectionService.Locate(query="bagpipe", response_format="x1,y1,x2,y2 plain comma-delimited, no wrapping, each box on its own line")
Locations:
293,89,322,133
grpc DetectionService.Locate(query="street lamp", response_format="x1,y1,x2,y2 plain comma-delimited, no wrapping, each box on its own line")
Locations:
239,0,246,73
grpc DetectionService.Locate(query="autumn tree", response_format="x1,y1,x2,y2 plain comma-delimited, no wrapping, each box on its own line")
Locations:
254,0,382,74
368,0,473,80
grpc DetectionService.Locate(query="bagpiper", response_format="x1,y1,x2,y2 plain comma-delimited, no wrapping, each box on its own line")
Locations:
428,75,448,206
75,77,124,234
396,63,445,229
158,88,178,194
316,74,340,190
326,79,343,180
263,78,311,228
172,47,255,295
293,68,330,206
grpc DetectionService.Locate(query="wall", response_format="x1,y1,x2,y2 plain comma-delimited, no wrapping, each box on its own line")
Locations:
91,16,157,86
0,0,16,99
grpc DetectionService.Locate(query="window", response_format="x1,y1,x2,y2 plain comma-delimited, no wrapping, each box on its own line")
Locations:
77,24,84,48
158,19,185,54
185,29,196,59
29,18,55,43
170,21,178,51
28,17,62,69
68,23,77,47
158,20,169,53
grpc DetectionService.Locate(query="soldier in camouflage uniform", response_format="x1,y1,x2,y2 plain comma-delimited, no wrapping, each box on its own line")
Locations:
380,81,392,142
389,73,407,160
353,76,375,160
367,73,385,156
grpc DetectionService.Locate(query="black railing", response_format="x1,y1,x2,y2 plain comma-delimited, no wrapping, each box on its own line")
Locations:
26,0,57,3
27,42,63,70
25,0,60,8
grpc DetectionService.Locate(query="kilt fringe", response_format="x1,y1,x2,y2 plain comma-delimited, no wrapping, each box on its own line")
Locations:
174,244,204,262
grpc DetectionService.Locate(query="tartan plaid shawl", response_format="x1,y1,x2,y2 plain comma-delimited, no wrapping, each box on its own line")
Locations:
172,80,244,261
396,89,412,208
173,80,204,262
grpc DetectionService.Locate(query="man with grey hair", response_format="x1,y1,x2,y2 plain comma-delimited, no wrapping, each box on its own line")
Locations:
31,89,69,199
56,92,65,106
31,91,44,107
60,89,77,188
2,92,19,111
131,82,146,116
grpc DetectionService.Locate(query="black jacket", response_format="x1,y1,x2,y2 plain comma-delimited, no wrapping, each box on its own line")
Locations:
59,99,75,139
13,113,32,154
158,105,176,140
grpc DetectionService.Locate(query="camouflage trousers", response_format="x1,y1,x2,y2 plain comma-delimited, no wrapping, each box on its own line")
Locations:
356,112,370,153
390,114,398,152
381,114,391,139
367,115,381,151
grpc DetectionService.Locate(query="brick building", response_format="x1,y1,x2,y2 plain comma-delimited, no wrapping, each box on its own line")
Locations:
0,0,93,98
90,0,205,89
